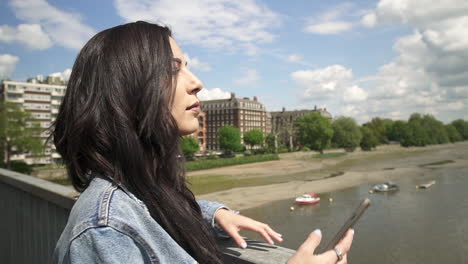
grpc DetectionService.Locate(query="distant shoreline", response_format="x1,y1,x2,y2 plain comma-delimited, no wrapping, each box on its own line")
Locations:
196,142,468,211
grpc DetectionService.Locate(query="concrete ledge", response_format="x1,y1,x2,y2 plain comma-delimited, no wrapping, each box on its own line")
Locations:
219,238,294,264
0,168,78,209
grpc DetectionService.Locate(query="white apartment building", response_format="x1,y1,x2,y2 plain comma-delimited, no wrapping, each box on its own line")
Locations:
1,80,66,165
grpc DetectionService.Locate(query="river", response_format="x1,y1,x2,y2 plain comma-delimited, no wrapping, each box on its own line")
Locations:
241,166,468,264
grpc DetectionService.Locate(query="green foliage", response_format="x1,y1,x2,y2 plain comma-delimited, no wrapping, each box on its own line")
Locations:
451,119,468,140
301,146,310,151
243,129,264,150
218,125,243,154
444,124,463,142
363,117,391,144
180,136,199,160
388,120,406,142
332,117,362,152
399,113,453,147
360,126,378,151
421,114,449,144
277,145,289,153
295,112,333,154
0,101,44,169
9,161,33,174
185,154,279,171
400,117,429,147
265,133,276,153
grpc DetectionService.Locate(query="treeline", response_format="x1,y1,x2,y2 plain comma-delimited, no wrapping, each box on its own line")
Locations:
295,112,468,153
180,112,467,159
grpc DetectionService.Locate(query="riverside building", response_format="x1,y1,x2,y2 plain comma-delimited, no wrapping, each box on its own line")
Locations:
1,80,66,165
270,106,332,149
201,93,268,151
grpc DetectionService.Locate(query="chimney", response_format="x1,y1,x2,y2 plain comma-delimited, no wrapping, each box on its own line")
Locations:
282,107,285,113
230,92,236,99
253,96,258,102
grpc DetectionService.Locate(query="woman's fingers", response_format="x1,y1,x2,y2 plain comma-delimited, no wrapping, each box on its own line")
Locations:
225,226,248,249
321,229,354,262
242,222,283,244
337,254,348,264
264,224,283,242
300,229,323,254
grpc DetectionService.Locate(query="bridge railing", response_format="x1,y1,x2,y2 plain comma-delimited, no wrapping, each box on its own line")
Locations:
0,168,294,264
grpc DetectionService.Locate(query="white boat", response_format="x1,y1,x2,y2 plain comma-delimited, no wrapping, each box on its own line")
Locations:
295,193,321,205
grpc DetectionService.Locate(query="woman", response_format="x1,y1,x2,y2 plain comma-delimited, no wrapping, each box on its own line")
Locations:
52,21,353,263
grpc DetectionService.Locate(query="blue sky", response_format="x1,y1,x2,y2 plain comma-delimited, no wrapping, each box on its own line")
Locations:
1,0,467,123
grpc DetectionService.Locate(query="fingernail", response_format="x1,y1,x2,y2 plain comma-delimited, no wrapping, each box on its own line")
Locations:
313,229,322,237
278,237,283,242
240,242,247,249
350,229,355,235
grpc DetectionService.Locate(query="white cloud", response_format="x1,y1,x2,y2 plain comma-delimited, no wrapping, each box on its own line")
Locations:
114,0,280,55
356,0,468,122
9,0,96,50
343,85,368,102
198,87,231,101
446,101,464,111
184,53,211,72
291,65,353,99
287,54,302,63
49,68,72,82
0,54,19,79
304,3,355,35
0,24,52,50
235,68,259,85
305,21,353,35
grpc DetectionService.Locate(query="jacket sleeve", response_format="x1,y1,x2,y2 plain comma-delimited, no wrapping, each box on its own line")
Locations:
67,227,149,263
197,200,228,228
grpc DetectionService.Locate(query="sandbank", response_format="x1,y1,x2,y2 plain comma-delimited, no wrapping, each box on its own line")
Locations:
196,142,468,211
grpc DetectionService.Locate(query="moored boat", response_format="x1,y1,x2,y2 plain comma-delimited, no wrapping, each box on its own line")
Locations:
295,193,320,205
371,181,399,192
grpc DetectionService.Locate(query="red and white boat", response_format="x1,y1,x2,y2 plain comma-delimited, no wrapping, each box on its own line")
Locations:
295,193,320,205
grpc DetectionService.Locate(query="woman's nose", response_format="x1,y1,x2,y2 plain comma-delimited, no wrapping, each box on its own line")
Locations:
189,71,203,95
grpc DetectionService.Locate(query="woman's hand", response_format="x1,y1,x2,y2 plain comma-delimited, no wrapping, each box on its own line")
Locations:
288,229,354,264
214,209,283,248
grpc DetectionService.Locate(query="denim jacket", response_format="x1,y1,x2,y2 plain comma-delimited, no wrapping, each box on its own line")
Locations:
53,175,227,263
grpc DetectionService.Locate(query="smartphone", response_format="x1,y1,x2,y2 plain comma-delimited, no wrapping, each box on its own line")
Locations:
321,198,371,252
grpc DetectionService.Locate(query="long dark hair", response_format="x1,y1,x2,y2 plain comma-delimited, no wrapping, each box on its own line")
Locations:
51,21,222,263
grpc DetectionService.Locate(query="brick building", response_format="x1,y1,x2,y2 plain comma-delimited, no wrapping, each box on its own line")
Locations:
201,93,267,151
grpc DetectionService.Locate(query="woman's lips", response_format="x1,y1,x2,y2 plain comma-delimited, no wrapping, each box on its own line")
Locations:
188,106,200,113
186,102,201,114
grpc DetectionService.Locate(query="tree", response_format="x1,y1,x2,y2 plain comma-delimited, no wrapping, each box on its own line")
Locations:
388,120,406,142
332,117,362,152
444,124,463,143
0,101,44,169
360,126,378,151
180,136,199,160
243,129,264,150
363,117,394,144
218,125,242,155
265,133,276,153
295,112,333,154
451,119,468,140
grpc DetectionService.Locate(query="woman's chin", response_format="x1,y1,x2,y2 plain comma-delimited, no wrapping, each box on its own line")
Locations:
178,124,199,136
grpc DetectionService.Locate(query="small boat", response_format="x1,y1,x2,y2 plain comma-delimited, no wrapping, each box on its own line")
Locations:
295,193,320,205
416,180,436,189
371,181,399,192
